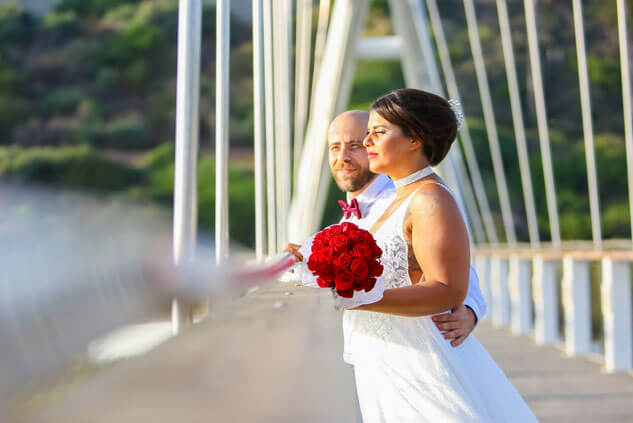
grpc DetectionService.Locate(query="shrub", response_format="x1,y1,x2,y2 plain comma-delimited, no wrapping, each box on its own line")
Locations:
95,113,152,149
41,10,79,39
0,3,36,48
0,145,145,191
141,144,256,247
40,87,86,116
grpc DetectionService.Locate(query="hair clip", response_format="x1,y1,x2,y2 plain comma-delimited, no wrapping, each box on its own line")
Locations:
448,99,464,130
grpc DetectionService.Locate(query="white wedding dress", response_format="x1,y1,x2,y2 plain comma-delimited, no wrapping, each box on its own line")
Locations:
348,184,538,422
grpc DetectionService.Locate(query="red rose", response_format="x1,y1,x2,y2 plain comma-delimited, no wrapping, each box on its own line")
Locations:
318,262,335,280
328,225,343,236
350,259,369,281
369,260,384,277
314,231,326,242
364,277,377,292
336,288,354,298
312,237,327,250
351,244,372,260
307,253,320,272
317,277,334,288
334,271,355,291
372,243,382,258
331,234,349,253
348,229,365,244
334,253,353,271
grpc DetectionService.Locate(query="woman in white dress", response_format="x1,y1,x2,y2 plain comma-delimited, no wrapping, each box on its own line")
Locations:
346,88,537,422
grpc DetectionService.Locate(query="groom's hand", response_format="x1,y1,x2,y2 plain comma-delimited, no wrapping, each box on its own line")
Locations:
283,243,303,263
432,304,477,347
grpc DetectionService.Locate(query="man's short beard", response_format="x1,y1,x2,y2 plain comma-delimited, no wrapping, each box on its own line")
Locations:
333,168,376,193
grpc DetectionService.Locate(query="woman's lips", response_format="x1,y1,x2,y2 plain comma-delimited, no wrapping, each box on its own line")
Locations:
367,152,378,160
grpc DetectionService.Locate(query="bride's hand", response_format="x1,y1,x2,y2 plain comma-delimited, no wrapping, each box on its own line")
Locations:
283,243,304,262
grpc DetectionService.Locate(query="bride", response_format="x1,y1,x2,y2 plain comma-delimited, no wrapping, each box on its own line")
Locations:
343,88,537,422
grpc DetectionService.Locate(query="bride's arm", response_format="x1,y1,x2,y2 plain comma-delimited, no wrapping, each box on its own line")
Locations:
355,186,470,317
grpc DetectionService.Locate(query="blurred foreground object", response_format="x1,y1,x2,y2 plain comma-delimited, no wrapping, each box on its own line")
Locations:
0,185,227,402
0,184,302,415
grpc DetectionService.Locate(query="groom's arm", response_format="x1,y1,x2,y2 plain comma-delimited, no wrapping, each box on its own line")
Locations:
462,265,487,322
432,266,487,347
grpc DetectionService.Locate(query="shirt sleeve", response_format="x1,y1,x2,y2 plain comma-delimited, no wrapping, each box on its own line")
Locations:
462,265,487,323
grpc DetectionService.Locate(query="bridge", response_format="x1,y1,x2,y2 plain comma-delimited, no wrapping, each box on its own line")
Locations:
2,0,633,421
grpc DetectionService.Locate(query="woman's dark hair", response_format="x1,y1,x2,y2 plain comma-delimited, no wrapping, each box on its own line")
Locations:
370,88,457,166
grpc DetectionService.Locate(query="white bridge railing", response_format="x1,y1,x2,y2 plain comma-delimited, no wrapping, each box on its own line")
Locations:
474,243,633,374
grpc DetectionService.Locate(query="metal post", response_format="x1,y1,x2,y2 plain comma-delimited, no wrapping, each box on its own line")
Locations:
490,255,510,327
263,0,277,254
310,0,332,112
509,254,533,335
288,0,369,241
252,0,267,261
426,0,499,245
572,0,602,249
601,258,633,372
533,256,559,345
562,256,591,356
523,0,561,248
616,0,633,242
215,0,230,264
273,0,292,251
294,0,313,177
496,0,540,249
172,0,202,333
463,0,517,246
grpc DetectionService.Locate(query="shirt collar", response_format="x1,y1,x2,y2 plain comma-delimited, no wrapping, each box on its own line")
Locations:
346,174,394,207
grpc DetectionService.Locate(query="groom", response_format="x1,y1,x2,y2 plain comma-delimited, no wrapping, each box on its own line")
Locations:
286,110,486,347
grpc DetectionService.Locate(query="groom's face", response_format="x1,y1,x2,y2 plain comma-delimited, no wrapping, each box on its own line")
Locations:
327,111,375,193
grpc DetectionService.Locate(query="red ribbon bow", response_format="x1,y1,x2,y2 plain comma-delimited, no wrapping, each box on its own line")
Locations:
338,198,362,219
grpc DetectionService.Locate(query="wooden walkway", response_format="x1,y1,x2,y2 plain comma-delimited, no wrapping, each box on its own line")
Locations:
7,283,633,422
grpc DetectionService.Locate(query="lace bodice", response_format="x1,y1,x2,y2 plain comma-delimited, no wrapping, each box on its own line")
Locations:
375,235,410,289
352,190,419,339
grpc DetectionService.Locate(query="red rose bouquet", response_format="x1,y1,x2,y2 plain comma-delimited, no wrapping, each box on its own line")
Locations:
306,222,383,298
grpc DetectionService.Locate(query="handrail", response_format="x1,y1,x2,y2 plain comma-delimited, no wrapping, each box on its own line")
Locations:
473,248,633,261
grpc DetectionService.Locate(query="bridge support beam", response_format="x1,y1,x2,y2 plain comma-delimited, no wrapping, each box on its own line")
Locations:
533,256,560,345
562,257,592,356
509,255,533,335
172,0,203,333
601,258,633,372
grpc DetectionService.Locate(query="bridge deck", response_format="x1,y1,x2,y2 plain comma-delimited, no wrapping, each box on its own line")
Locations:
8,283,633,422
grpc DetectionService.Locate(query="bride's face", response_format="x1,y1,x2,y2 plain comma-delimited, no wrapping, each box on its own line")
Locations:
363,110,415,174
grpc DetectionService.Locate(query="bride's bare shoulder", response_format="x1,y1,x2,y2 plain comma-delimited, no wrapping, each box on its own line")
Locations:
407,181,461,223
